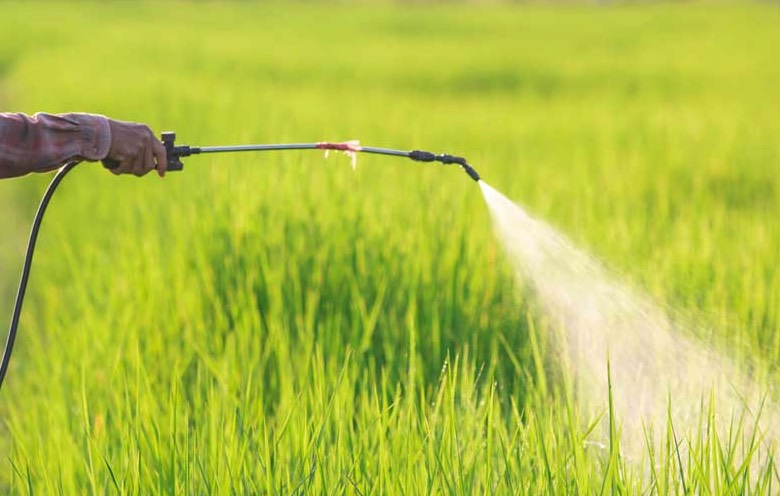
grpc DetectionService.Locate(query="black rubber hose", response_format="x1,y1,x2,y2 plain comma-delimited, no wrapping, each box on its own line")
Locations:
0,162,78,394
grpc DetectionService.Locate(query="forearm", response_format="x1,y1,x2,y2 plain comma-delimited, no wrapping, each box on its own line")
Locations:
0,112,111,178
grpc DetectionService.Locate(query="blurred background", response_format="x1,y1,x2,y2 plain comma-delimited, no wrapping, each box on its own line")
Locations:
1,1,779,493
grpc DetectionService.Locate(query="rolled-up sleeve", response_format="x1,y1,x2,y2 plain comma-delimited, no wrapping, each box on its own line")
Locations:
0,112,111,178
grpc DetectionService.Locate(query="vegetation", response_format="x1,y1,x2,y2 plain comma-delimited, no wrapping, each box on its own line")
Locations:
1,2,779,493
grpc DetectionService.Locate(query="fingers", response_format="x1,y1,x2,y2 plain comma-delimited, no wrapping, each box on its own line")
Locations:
110,156,134,176
152,138,167,177
131,143,154,177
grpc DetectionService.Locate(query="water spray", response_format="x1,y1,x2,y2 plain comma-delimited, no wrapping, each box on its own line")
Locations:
0,132,481,394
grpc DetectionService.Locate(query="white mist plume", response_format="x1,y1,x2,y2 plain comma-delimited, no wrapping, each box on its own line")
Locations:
479,181,775,457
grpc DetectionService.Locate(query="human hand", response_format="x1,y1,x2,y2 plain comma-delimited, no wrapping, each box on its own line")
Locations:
102,120,167,177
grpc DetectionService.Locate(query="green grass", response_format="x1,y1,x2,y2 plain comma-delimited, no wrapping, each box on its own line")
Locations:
1,1,779,493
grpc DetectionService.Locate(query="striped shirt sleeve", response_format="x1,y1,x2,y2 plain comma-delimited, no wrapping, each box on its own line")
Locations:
0,112,111,178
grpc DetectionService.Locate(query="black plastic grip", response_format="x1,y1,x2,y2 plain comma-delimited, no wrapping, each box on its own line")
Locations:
409,150,436,162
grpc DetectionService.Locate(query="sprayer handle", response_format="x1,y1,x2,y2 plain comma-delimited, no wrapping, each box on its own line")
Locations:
101,132,184,173
161,132,184,172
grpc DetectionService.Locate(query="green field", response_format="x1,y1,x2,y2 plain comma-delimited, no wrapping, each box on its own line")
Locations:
2,1,780,493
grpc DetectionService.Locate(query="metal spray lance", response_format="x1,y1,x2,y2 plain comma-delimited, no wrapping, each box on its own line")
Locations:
130,132,482,181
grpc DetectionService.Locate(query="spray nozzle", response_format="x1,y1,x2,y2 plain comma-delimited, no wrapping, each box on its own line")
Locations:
459,163,481,182
409,150,481,182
